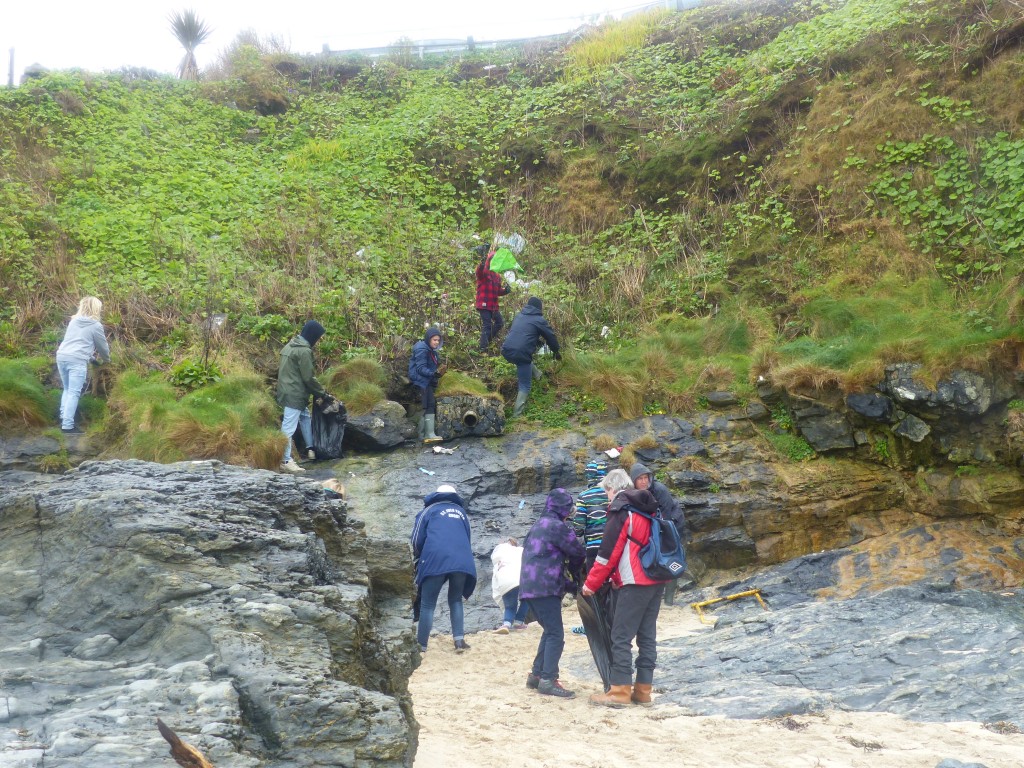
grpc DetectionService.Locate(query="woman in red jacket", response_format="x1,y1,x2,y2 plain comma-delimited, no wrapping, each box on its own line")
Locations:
474,244,509,352
581,468,668,707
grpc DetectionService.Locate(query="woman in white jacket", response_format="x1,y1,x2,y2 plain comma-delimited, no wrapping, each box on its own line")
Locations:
55,296,110,433
491,538,530,633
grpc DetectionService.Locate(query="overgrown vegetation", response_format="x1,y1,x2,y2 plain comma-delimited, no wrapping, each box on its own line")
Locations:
2,0,1023,467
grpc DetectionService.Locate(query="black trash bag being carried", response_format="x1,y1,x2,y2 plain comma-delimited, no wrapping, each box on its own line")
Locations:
311,395,347,460
576,585,614,692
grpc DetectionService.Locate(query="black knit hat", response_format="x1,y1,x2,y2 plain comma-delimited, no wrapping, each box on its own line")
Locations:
300,320,326,346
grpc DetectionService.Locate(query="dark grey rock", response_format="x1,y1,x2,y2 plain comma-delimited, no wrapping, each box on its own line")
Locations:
655,586,1024,729
344,400,416,450
796,411,855,451
743,401,770,421
895,414,931,442
935,371,992,415
0,434,100,472
706,391,738,408
846,392,895,422
884,363,934,406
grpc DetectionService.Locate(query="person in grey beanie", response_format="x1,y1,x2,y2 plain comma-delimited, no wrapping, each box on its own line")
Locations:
629,462,688,605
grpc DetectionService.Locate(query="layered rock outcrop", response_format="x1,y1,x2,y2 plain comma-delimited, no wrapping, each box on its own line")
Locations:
0,460,416,767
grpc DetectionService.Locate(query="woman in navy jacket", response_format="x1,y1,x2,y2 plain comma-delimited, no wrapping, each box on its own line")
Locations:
411,484,477,652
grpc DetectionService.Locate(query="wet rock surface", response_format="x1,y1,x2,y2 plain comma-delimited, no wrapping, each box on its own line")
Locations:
0,460,415,767
656,580,1024,729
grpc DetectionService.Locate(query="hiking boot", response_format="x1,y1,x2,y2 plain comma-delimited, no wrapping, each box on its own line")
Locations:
537,679,575,698
61,426,83,434
511,622,529,631
307,448,316,461
589,685,632,708
280,459,305,473
526,673,540,689
454,639,471,653
631,683,653,705
493,623,511,635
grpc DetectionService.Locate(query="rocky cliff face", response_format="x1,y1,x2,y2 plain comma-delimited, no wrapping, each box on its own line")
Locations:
0,460,416,767
3,364,1024,763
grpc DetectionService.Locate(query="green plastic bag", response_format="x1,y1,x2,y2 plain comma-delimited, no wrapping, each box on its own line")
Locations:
490,247,522,272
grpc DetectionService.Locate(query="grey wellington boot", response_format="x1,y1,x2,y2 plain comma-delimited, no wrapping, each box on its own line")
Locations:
531,363,543,381
423,414,443,443
417,415,426,440
513,390,529,418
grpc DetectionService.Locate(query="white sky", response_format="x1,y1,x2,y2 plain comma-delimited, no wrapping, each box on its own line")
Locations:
2,1,658,80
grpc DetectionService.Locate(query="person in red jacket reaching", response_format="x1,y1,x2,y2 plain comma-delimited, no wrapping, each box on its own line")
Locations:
474,243,509,352
581,468,668,707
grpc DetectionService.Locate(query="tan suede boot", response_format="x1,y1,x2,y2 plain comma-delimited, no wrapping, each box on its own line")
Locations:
631,683,653,705
589,685,632,708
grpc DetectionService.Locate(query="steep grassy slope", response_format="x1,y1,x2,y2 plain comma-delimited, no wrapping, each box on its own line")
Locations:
1,0,1022,438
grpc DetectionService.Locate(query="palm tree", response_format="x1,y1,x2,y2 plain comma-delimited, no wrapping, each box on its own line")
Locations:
168,9,212,80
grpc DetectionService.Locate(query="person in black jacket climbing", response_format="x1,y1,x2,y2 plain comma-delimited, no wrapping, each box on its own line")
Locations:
500,297,560,417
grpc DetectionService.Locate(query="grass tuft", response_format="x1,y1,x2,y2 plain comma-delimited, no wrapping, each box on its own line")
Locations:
104,368,285,469
324,357,388,415
0,357,56,428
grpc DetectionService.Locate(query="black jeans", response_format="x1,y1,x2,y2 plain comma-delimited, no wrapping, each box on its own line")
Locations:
525,595,564,681
417,384,436,415
609,583,664,686
478,309,504,350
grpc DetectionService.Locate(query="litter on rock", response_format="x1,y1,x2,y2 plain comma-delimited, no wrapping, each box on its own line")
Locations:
419,467,435,476
432,446,456,454
518,500,526,509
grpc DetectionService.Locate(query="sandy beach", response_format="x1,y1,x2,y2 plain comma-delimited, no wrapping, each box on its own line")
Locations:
410,602,1024,767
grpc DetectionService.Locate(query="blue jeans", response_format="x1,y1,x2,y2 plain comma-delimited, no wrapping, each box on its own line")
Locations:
281,406,312,462
417,572,468,648
526,595,564,681
501,587,529,625
57,359,88,430
515,362,536,395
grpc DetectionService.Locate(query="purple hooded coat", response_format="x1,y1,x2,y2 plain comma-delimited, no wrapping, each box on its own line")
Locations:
519,489,586,600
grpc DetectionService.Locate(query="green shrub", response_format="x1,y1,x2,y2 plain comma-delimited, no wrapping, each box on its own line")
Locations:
170,359,223,390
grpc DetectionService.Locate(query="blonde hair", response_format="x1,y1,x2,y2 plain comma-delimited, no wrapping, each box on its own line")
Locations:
600,468,633,494
75,296,103,321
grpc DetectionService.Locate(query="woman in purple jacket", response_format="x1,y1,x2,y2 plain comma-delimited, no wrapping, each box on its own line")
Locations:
519,488,586,698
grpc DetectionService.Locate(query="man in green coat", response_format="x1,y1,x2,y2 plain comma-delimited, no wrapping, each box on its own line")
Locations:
277,320,327,472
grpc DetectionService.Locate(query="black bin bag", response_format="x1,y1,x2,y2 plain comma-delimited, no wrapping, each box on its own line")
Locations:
311,397,347,460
